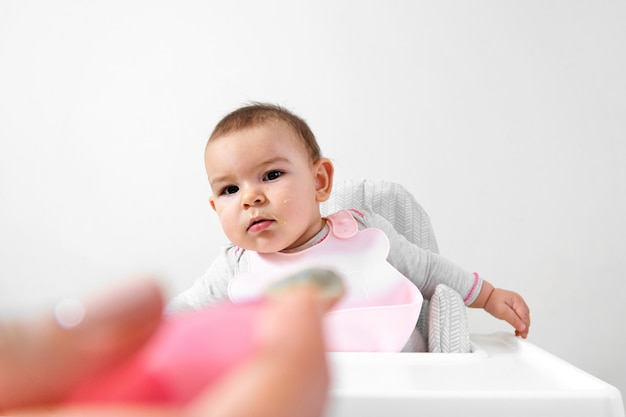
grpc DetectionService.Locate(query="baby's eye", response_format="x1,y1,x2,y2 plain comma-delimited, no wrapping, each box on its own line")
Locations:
222,185,239,195
263,170,283,181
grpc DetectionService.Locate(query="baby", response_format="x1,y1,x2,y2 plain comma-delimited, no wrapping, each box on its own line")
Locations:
168,102,531,345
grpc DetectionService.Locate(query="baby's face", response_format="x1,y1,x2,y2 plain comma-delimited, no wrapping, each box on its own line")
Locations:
205,122,327,253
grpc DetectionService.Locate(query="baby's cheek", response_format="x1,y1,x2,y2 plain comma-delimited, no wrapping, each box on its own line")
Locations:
219,215,239,239
224,225,241,242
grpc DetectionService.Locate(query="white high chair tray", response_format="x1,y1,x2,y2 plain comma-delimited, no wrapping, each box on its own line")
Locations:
326,332,624,417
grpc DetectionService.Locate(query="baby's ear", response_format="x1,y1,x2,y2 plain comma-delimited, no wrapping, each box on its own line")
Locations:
209,196,217,211
314,158,334,202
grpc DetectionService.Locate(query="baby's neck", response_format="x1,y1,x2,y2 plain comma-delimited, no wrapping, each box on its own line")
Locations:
280,220,329,254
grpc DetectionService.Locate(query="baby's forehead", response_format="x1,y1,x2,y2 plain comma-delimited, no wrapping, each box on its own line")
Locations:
221,119,294,139
207,120,310,156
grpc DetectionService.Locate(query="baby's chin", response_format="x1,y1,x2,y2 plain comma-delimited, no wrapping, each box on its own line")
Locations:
234,240,289,254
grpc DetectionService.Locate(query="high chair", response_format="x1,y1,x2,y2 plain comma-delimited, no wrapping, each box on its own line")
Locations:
321,178,471,353
321,179,625,417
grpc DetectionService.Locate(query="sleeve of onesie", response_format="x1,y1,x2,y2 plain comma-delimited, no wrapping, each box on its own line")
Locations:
352,208,483,305
165,244,240,314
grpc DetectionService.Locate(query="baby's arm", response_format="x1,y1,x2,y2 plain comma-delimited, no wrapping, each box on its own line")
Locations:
166,245,237,314
469,280,531,338
354,209,531,338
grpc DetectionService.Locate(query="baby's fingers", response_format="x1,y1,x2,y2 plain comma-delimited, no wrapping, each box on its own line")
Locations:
505,296,531,338
485,289,531,338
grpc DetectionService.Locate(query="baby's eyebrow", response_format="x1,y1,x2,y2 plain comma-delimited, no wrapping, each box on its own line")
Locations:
209,156,292,185
258,156,291,167
208,174,231,187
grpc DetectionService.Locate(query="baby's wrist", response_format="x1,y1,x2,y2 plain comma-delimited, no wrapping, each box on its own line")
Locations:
470,280,495,309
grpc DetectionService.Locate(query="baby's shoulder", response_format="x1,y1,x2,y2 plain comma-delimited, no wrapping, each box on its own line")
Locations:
327,207,394,233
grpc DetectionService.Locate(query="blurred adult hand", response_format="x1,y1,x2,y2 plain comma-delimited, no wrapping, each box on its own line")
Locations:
0,278,332,417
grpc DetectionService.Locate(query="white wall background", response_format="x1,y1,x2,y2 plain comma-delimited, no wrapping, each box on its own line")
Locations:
1,0,625,408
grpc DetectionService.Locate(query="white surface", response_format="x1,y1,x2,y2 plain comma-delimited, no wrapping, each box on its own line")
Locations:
1,0,625,409
326,332,625,417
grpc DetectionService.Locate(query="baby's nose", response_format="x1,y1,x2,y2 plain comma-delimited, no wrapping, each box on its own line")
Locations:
242,188,266,208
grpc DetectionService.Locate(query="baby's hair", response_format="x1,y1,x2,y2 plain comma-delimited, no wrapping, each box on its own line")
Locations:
207,102,322,163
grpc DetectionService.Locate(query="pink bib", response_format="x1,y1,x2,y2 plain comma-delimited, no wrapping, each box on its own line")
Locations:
229,210,423,352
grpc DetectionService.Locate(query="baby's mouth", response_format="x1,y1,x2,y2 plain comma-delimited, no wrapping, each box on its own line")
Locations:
247,217,275,232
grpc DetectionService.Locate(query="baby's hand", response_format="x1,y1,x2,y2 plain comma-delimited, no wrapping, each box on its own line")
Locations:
470,280,531,338
483,287,531,338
